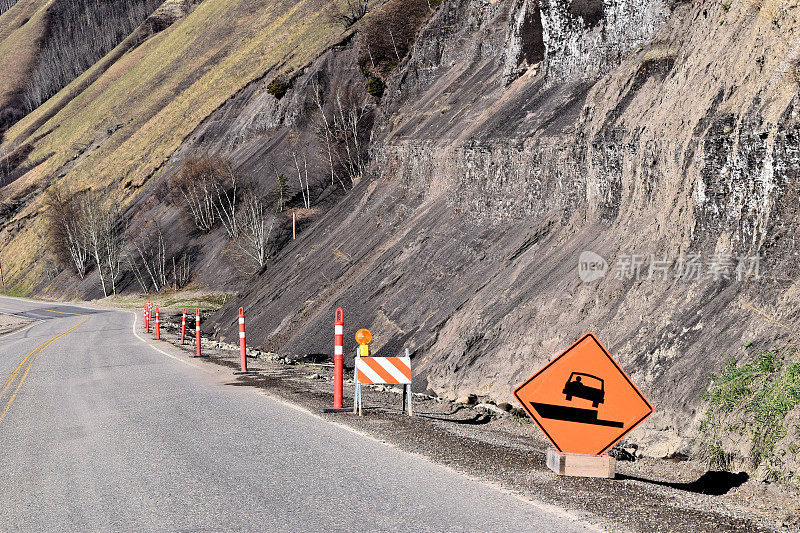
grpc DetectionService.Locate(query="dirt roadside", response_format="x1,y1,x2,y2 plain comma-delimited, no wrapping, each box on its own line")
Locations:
0,312,34,337
145,315,798,533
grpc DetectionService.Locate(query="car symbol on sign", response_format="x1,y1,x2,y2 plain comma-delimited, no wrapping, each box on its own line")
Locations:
563,372,604,408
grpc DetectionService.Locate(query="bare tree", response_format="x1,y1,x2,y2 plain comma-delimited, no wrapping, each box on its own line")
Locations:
134,224,168,292
21,0,163,114
171,152,239,233
214,164,239,239
44,187,89,278
0,1,20,15
237,192,275,268
81,192,122,297
127,254,149,293
328,0,370,27
291,149,312,209
311,79,344,190
102,205,124,295
129,222,193,293
311,83,371,190
334,88,369,183
173,254,191,290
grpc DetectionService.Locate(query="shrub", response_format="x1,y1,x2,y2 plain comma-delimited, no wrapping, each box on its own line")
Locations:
266,76,290,100
327,0,370,27
357,0,430,77
170,152,239,234
365,77,385,98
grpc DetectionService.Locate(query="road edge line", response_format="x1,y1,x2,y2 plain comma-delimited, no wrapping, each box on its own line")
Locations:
242,380,605,532
129,311,216,375
128,306,601,531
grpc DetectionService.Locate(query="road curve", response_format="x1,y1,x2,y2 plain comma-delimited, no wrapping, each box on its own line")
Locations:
0,296,594,532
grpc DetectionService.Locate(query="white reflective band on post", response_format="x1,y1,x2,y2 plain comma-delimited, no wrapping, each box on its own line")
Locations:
196,326,201,331
239,318,245,324
335,325,343,335
239,332,246,338
334,346,343,355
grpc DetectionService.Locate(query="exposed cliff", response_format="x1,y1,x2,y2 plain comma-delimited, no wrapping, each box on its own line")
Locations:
199,0,800,474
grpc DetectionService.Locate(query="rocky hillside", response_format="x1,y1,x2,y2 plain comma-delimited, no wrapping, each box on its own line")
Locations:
1,0,799,479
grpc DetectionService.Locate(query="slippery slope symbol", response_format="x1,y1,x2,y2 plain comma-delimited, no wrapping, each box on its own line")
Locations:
530,402,624,428
514,333,653,455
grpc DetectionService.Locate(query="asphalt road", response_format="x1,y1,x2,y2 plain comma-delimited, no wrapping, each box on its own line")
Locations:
0,296,594,532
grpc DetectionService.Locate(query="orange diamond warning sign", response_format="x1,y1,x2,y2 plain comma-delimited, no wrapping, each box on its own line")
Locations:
513,333,653,455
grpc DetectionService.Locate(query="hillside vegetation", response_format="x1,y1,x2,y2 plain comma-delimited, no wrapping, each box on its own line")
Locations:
0,0,165,138
0,0,50,135
0,0,345,291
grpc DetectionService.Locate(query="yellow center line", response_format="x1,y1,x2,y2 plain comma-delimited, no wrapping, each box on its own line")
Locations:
0,308,86,396
38,308,87,316
0,313,89,427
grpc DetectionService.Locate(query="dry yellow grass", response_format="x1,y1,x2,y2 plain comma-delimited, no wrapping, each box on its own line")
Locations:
0,0,52,109
0,0,345,289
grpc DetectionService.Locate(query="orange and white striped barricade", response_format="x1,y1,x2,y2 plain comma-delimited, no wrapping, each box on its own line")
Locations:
354,348,412,416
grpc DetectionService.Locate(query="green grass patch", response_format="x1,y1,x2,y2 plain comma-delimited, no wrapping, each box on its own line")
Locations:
365,76,384,97
0,283,32,298
699,349,800,479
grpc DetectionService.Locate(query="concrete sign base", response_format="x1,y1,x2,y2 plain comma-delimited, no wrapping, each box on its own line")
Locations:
546,448,616,478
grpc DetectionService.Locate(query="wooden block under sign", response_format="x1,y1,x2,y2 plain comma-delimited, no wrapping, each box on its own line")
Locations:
546,448,615,478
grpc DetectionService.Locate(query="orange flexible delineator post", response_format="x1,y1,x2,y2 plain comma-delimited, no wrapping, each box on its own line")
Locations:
195,308,201,357
239,308,247,372
155,307,160,339
321,308,349,413
180,308,187,345
334,308,344,409
233,307,252,375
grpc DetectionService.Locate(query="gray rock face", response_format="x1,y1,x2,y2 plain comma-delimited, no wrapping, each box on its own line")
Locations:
538,0,672,85
197,0,800,473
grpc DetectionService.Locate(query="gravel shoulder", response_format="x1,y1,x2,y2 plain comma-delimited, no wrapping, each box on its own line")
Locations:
0,312,35,337
146,316,799,533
